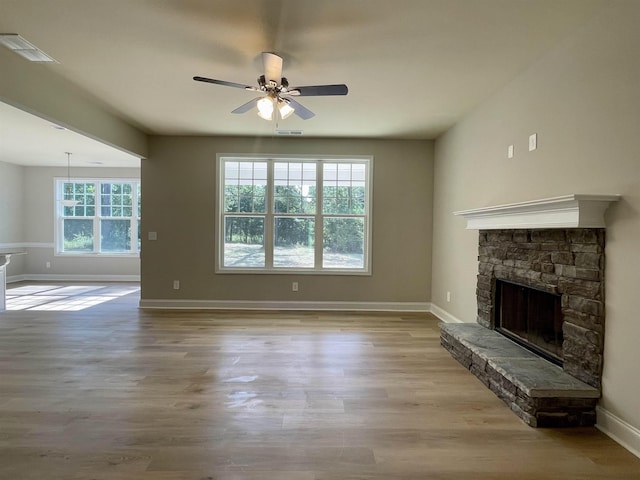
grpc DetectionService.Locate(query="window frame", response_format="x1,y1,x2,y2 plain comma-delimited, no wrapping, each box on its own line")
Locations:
216,154,373,275
54,177,141,257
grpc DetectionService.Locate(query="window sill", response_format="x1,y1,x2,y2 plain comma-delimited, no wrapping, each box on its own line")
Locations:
55,252,140,259
215,267,371,276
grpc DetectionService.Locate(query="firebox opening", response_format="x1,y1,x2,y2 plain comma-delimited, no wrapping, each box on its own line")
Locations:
495,279,563,366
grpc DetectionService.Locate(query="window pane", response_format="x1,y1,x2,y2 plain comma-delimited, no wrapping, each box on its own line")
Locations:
224,162,267,213
254,162,267,180
225,185,239,212
63,219,94,252
323,217,365,269
101,183,134,217
337,163,352,184
288,162,302,181
63,182,95,216
303,163,316,182
352,164,366,182
352,186,366,214
274,217,315,268
324,163,337,181
272,162,316,214
101,219,131,252
225,161,239,180
238,162,254,181
224,217,265,267
323,163,366,215
274,162,288,181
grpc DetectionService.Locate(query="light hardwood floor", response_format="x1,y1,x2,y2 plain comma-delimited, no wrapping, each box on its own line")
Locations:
1,284,639,479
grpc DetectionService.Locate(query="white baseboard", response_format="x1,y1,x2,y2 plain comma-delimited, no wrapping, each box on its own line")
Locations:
140,299,431,312
8,274,140,283
596,406,640,459
429,303,467,323
6,274,28,283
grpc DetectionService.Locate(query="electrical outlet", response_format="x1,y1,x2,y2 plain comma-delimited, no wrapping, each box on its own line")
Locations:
45,261,51,269
148,231,158,241
446,291,451,302
292,282,299,292
173,280,180,290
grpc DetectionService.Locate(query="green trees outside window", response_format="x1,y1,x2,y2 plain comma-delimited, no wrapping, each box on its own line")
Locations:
57,180,140,255
220,157,370,272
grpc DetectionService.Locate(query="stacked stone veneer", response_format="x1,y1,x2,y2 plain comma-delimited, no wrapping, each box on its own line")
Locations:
476,228,605,390
440,323,599,427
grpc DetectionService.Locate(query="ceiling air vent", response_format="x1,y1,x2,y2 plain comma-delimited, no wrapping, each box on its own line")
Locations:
0,34,57,63
276,130,304,136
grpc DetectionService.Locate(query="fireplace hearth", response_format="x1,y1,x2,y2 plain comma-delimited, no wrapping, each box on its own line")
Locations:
442,227,607,427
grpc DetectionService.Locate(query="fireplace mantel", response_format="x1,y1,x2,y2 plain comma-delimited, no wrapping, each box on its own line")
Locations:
454,194,620,230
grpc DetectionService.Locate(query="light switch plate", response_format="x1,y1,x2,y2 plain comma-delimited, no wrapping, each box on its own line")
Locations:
529,133,537,151
507,144,514,159
148,231,157,241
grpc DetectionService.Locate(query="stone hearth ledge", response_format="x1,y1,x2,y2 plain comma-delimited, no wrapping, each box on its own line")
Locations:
440,323,600,427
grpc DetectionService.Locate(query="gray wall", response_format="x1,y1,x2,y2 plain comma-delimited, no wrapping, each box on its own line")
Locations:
0,162,141,279
141,136,434,305
23,166,141,278
432,2,640,439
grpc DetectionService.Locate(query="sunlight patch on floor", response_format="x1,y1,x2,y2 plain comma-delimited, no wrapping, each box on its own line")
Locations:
5,284,140,311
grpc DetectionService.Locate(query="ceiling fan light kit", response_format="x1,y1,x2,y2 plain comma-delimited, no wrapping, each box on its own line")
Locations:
277,99,295,120
194,52,348,121
257,97,274,120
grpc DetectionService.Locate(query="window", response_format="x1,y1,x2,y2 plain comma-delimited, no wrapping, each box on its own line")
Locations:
219,156,371,273
55,179,141,255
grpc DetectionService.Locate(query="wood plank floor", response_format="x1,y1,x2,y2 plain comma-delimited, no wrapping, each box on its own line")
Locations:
1,284,639,479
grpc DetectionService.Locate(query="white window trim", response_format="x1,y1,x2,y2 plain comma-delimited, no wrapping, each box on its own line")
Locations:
216,154,373,275
54,177,141,257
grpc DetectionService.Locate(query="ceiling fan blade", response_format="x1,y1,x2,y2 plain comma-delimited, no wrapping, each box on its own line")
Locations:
231,97,262,114
193,76,254,90
262,52,283,85
289,84,348,96
287,98,315,120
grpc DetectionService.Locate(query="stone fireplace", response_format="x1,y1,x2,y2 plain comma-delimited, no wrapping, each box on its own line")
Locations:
477,227,605,389
440,195,619,427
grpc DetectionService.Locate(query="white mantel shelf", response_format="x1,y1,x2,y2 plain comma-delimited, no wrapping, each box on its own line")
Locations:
454,194,621,230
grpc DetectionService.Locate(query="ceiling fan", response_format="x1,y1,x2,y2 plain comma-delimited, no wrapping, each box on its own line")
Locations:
193,52,348,121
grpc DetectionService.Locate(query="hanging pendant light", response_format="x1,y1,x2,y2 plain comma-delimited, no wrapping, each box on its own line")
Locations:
61,152,79,207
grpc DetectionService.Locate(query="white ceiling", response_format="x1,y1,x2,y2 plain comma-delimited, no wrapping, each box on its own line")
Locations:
0,0,609,167
0,101,140,167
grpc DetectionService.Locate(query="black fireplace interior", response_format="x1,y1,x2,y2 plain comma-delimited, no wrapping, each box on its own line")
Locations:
495,279,563,365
